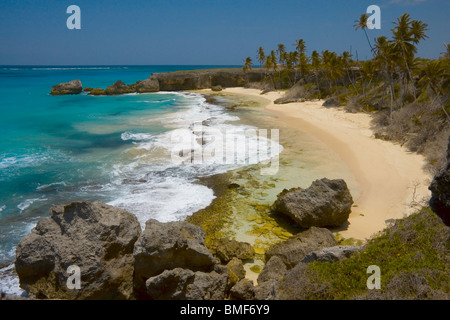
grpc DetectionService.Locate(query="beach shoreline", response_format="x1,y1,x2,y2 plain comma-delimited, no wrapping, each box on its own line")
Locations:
208,87,431,240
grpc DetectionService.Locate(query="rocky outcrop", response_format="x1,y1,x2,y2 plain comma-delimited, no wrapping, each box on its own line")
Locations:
257,256,287,283
230,279,255,300
211,85,223,92
154,69,263,91
209,238,254,263
51,69,267,96
429,137,450,226
133,219,218,298
274,97,306,104
272,178,353,228
135,76,160,93
226,257,245,286
50,79,82,95
264,227,337,269
322,97,340,108
301,245,364,263
15,201,141,300
87,88,106,95
105,80,135,95
273,262,319,300
145,268,228,300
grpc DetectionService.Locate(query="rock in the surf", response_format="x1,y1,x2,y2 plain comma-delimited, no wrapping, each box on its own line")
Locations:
15,201,141,300
135,76,160,93
105,80,135,95
50,79,82,95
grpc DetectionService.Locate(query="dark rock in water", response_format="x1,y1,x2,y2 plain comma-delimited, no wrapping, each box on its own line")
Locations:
257,256,287,283
272,178,353,228
322,97,340,108
15,201,141,300
301,245,364,263
264,227,337,269
88,88,106,95
209,238,254,263
135,76,160,93
230,279,255,300
211,85,223,91
133,219,217,297
145,267,228,300
50,79,82,95
105,80,134,95
429,137,450,226
83,87,93,92
227,183,241,189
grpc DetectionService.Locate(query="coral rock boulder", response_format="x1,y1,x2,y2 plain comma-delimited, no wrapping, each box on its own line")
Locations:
15,201,141,300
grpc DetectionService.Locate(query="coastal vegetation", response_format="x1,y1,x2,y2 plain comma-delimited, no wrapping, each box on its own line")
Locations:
276,207,449,300
243,13,450,174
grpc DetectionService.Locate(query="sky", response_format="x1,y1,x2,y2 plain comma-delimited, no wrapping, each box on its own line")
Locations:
0,0,448,65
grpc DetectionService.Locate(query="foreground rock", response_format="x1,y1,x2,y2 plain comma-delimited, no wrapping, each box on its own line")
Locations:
429,137,450,226
133,219,218,298
145,268,228,300
50,79,82,95
301,245,364,263
209,238,254,263
264,227,337,269
15,201,141,299
272,178,353,228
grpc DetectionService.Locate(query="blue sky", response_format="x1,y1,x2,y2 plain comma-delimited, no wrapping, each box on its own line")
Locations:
0,0,448,65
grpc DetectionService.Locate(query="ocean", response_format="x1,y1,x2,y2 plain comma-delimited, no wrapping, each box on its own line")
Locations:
0,65,282,295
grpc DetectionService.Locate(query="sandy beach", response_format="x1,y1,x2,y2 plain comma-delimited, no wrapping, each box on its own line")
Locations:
218,87,432,240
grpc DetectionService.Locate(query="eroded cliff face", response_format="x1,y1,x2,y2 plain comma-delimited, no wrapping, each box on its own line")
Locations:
52,69,266,95
429,137,450,226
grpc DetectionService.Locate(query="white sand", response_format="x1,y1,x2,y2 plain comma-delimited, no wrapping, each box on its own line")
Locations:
221,87,432,240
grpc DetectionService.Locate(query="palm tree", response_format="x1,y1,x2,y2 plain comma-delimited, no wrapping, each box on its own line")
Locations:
270,50,278,72
265,55,276,89
374,36,397,118
354,13,374,53
295,39,306,55
277,44,286,66
257,47,265,68
417,60,450,119
243,57,253,73
391,13,428,98
311,50,322,96
294,38,307,83
441,43,450,59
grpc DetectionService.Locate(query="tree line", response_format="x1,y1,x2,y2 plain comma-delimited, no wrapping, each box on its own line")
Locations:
242,13,449,120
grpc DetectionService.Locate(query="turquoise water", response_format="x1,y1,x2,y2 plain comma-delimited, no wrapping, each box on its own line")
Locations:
0,65,247,266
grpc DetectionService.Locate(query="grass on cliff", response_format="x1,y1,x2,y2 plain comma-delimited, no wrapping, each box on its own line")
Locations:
289,207,449,299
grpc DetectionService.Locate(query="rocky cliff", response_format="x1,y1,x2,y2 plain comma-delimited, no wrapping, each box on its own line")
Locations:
429,137,450,226
51,69,265,95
